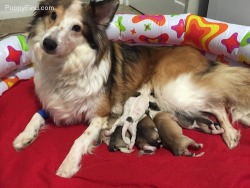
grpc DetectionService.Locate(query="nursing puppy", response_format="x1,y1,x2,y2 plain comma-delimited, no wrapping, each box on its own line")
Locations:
148,96,206,156
13,0,250,178
153,112,204,157
175,112,224,135
136,115,161,155
105,84,151,150
103,115,160,155
105,87,160,154
101,115,132,153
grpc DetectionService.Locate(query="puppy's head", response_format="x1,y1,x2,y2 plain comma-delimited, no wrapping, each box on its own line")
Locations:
29,0,119,58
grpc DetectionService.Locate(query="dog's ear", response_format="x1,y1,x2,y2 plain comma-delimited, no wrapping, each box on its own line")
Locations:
90,0,119,28
33,0,51,18
28,0,51,38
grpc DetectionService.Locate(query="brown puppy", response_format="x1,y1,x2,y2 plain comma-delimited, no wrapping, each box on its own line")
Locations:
153,112,204,157
148,97,220,135
136,115,161,155
175,112,224,135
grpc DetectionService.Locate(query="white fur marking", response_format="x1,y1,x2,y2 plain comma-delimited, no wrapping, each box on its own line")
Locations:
42,0,85,56
34,44,110,124
13,113,45,150
56,116,107,178
155,74,209,113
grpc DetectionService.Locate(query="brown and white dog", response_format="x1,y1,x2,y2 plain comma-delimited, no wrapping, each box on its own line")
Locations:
13,0,250,178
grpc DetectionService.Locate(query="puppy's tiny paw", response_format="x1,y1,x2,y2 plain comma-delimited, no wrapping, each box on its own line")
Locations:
139,145,157,155
56,158,80,178
180,149,204,157
142,145,157,152
120,147,134,153
104,130,111,136
211,124,224,134
13,131,37,151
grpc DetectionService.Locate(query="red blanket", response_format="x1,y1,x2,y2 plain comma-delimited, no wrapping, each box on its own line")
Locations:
1,79,250,187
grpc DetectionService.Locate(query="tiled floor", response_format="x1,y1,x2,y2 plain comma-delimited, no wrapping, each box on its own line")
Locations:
0,5,140,37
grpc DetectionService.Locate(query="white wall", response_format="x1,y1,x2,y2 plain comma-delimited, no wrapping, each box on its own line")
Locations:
207,0,250,26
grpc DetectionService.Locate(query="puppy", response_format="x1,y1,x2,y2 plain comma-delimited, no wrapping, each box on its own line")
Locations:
13,0,250,178
101,115,132,153
148,96,204,156
148,96,221,135
136,115,161,155
103,114,161,155
153,112,204,157
105,84,151,150
175,112,224,135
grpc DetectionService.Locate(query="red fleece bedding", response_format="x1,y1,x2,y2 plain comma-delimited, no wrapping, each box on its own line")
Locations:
1,79,250,188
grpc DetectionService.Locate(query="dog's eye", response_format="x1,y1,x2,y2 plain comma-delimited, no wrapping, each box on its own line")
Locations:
72,25,81,32
50,11,57,20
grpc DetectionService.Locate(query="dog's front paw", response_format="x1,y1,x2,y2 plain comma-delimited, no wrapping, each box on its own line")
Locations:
222,128,240,149
56,158,80,178
13,131,37,151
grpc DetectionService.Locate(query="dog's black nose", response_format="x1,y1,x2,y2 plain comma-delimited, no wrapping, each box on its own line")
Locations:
43,38,57,51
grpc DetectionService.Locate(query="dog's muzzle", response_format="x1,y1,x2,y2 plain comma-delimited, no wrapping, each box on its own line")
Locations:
43,38,57,53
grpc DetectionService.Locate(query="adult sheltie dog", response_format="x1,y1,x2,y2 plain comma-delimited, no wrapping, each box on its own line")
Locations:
13,0,250,178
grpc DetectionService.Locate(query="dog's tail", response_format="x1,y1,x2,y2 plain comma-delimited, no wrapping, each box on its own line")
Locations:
204,63,250,124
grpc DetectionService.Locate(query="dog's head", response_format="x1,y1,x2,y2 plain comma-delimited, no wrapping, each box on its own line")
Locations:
29,0,119,58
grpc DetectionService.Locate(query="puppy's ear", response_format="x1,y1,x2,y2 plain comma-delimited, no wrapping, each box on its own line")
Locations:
90,0,119,28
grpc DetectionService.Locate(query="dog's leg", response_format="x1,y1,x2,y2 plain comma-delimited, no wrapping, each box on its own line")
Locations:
13,112,45,151
56,116,107,178
206,108,240,149
231,108,250,126
238,114,250,126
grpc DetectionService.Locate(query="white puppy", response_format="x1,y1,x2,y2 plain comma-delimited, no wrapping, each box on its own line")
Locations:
106,84,151,150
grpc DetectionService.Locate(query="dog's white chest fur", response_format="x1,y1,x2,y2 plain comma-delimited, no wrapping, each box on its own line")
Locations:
33,44,110,125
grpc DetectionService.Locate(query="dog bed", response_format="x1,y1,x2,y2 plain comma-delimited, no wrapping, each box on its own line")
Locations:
1,14,250,187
